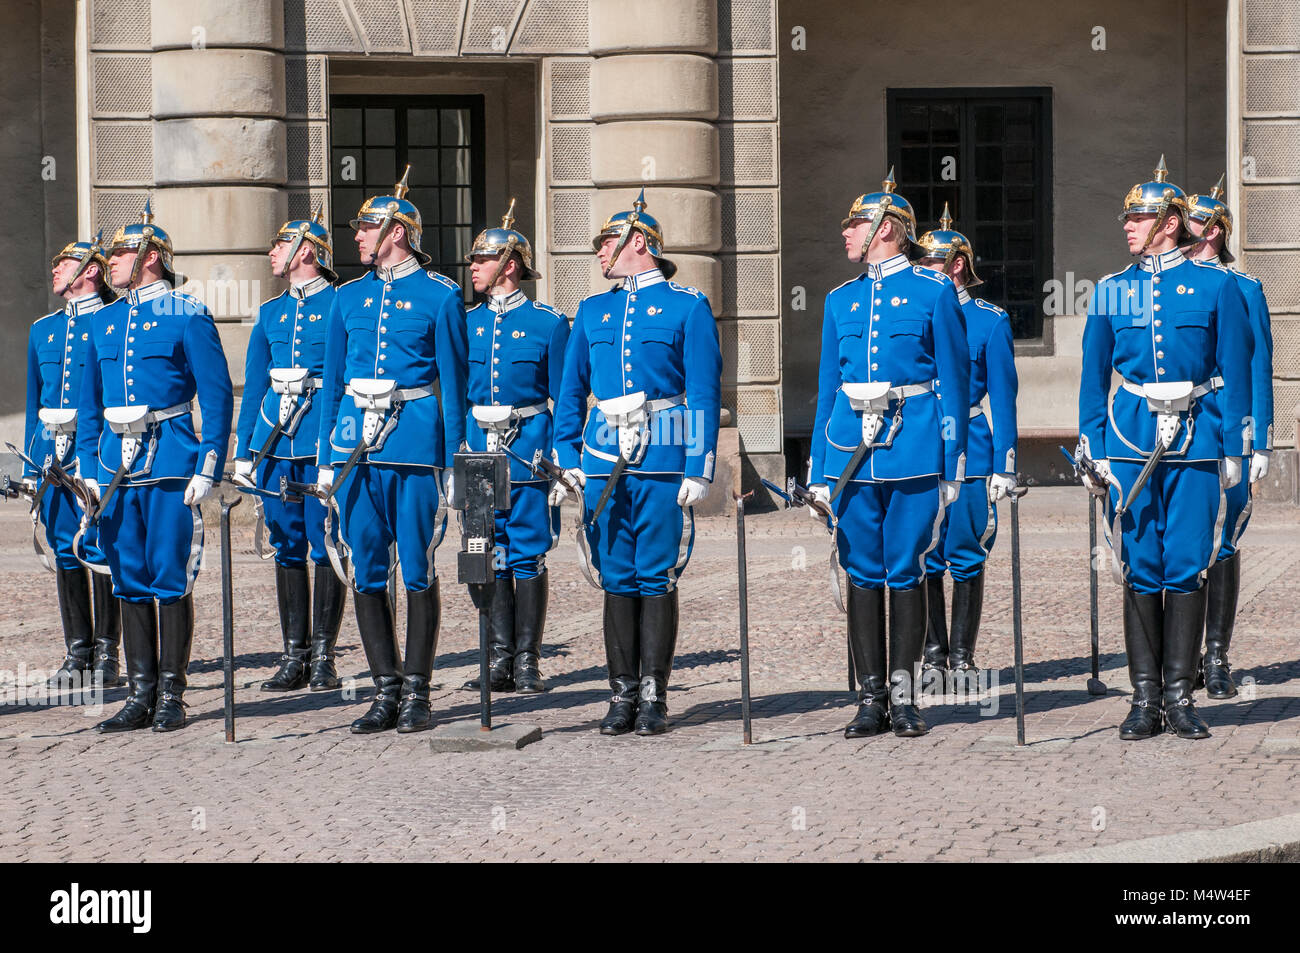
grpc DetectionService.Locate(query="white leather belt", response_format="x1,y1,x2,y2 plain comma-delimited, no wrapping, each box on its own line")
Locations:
841,381,931,447
39,408,78,461
472,401,548,451
1120,376,1221,401
103,402,191,472
345,382,435,408
970,399,987,419
269,368,322,395
594,392,686,465
1118,378,1217,453
346,379,434,450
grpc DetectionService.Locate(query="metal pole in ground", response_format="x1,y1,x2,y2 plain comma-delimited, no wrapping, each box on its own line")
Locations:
220,495,242,743
735,492,753,745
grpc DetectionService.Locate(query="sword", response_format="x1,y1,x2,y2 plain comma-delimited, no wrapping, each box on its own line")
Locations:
590,453,628,522
0,474,36,502
828,441,870,504
501,444,584,510
735,491,754,745
1010,484,1028,747
219,495,242,743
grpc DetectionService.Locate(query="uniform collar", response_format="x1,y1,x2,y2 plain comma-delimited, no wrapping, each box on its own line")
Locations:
489,289,527,314
956,287,971,305
65,292,104,317
376,256,421,282
290,276,329,300
1205,254,1223,268
127,280,170,305
864,254,911,280
1137,248,1185,273
621,268,665,292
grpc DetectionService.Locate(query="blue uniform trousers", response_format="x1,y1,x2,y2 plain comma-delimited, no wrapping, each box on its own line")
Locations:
925,477,997,582
1107,460,1220,595
99,480,203,604
493,481,558,580
582,474,694,597
40,484,106,570
1217,477,1252,561
257,456,329,568
336,463,445,595
834,477,943,591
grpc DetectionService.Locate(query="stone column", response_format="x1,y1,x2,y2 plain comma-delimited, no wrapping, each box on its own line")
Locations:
149,0,287,379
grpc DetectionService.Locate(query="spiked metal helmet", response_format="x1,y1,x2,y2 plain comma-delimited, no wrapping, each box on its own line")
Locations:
51,229,112,297
1119,155,1193,252
592,188,676,279
107,197,176,288
466,198,541,281
916,203,983,287
350,165,431,266
1186,174,1235,264
842,168,922,258
274,208,338,283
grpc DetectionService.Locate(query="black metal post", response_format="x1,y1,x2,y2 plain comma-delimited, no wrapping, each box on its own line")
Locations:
1011,487,1026,747
1087,498,1107,695
220,495,241,744
735,493,753,745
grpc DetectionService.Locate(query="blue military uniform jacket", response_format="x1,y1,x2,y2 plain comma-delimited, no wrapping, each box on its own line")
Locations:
464,290,570,483
1215,260,1273,453
24,292,106,475
235,277,336,461
811,254,970,484
317,257,469,469
76,280,235,485
553,268,722,480
955,287,1018,478
1079,248,1252,464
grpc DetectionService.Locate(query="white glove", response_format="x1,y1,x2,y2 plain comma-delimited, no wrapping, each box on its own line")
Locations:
548,468,586,507
1083,459,1112,498
1220,456,1242,490
1250,450,1271,484
807,483,831,518
988,473,1017,503
232,458,254,486
22,476,39,494
315,466,335,497
82,477,100,505
183,474,214,506
676,476,710,507
940,480,961,506
442,469,456,507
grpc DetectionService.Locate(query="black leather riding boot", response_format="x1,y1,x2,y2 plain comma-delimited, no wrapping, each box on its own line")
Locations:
49,566,94,688
462,577,516,692
1119,586,1164,740
599,593,640,735
922,573,949,672
948,569,986,681
397,582,440,733
309,563,346,691
95,599,158,732
1201,551,1240,699
513,570,549,694
1164,586,1211,740
888,585,929,737
844,582,889,738
153,595,194,731
261,564,311,691
635,590,679,736
90,571,122,688
350,588,403,734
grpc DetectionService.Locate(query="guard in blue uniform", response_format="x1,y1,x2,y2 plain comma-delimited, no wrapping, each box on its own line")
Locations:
24,234,121,688
459,201,569,695
316,168,469,734
1078,158,1251,740
809,171,970,739
232,212,346,693
916,205,1019,679
78,201,234,732
1185,176,1274,699
552,191,722,736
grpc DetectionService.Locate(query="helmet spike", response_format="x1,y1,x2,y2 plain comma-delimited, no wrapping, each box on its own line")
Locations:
501,197,517,231
630,187,646,224
393,165,411,200
1210,172,1226,202
141,196,154,225
882,167,897,194
311,206,325,227
938,202,953,231
1153,155,1168,183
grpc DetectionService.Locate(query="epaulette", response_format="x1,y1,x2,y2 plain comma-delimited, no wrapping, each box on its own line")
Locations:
1098,263,1135,284
827,276,858,298
171,291,209,315
1230,267,1262,285
913,267,952,285
668,281,705,298
1190,259,1228,273
425,270,461,291
337,273,368,289
257,289,289,311
974,298,1008,316
532,300,563,319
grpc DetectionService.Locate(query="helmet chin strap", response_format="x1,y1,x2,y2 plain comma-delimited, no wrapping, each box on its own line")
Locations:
57,231,104,297
858,198,893,260
486,236,519,293
125,227,154,289
1139,189,1174,255
278,227,309,279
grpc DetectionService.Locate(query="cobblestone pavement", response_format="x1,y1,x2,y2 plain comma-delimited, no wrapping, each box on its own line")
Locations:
0,488,1297,861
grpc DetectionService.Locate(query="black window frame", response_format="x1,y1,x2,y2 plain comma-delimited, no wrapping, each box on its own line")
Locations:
329,93,487,297
887,87,1053,342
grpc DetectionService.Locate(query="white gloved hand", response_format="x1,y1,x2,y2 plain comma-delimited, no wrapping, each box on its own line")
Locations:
1250,450,1271,484
1220,456,1242,490
232,458,254,486
676,476,710,507
988,473,1017,503
1082,459,1112,498
183,474,214,506
442,469,456,507
548,468,586,507
315,466,335,497
22,476,39,494
940,480,961,506
807,483,831,518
